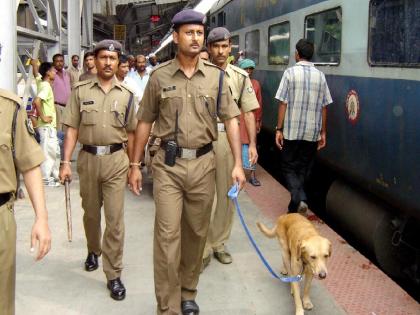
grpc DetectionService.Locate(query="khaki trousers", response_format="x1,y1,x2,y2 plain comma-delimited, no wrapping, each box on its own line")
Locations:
0,199,16,315
152,149,216,315
77,149,129,280
55,104,65,132
204,131,235,257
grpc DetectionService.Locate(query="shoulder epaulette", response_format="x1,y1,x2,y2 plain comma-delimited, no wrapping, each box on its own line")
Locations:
73,79,93,89
229,64,249,77
0,88,22,108
120,81,135,94
203,60,223,71
149,60,173,76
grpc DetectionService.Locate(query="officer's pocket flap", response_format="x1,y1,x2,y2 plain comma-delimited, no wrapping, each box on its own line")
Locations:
161,89,180,99
160,89,182,115
80,101,99,113
80,101,99,125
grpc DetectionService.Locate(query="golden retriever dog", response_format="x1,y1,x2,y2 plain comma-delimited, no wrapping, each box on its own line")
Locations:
257,213,331,315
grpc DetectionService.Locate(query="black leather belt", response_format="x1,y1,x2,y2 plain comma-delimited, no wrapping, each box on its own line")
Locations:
55,102,66,107
0,193,11,207
82,143,124,156
161,142,213,159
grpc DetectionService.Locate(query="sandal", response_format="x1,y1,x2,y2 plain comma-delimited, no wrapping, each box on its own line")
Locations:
248,177,261,186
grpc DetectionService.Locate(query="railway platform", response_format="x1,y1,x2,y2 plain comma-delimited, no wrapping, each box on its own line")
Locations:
13,165,419,315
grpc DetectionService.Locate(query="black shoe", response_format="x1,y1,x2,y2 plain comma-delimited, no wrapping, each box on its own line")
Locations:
84,252,98,272
181,300,199,315
107,278,126,301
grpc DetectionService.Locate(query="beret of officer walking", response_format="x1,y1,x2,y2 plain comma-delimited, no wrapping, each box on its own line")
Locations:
171,9,206,26
94,39,122,54
207,27,231,44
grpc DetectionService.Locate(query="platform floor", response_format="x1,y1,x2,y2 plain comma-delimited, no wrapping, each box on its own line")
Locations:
13,165,419,315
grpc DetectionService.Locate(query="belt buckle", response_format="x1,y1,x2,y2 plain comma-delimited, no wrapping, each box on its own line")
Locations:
96,146,110,155
180,148,197,159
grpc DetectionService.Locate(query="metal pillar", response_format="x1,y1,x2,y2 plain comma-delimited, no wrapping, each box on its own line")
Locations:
68,0,81,58
0,0,17,91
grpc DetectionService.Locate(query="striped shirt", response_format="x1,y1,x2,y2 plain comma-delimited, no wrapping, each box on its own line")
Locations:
275,61,332,142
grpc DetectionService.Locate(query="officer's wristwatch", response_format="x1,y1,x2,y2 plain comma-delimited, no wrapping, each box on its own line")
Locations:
275,126,283,132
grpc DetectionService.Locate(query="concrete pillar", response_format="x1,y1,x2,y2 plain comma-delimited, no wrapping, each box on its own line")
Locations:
47,0,61,58
68,0,81,58
0,0,17,91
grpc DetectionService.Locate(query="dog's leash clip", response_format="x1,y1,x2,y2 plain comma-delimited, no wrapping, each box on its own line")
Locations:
228,183,302,283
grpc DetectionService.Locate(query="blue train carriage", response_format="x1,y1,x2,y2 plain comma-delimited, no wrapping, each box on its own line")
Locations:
209,0,420,294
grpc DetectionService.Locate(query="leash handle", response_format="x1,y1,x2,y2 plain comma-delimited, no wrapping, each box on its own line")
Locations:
228,184,302,283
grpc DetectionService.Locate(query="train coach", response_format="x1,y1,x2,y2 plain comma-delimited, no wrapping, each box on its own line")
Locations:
209,0,420,296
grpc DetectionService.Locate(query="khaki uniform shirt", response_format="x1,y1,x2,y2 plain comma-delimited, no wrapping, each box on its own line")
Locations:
0,89,44,193
137,58,240,149
62,76,137,145
225,63,260,113
68,66,82,88
79,72,96,82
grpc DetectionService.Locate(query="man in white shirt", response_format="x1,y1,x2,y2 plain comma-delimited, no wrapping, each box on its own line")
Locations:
128,54,149,111
116,55,140,111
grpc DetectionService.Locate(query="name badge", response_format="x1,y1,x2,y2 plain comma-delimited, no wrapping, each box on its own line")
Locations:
82,100,95,105
163,86,176,92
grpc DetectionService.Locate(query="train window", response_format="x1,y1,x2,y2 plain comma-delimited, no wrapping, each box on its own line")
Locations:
268,22,290,65
245,30,260,65
369,0,420,67
217,11,226,27
304,7,342,65
230,35,240,59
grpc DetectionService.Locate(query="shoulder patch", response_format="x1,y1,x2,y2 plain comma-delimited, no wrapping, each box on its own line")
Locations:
25,118,36,136
0,88,22,107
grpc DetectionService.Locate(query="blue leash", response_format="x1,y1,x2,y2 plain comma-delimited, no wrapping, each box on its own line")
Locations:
228,184,302,283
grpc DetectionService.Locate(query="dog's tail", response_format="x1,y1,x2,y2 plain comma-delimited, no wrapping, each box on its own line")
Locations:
256,222,277,238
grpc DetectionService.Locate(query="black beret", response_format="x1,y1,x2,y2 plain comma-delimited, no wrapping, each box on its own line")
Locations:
207,27,231,44
171,9,206,27
94,40,122,54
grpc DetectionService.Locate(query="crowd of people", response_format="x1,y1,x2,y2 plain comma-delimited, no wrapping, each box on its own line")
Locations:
0,7,331,315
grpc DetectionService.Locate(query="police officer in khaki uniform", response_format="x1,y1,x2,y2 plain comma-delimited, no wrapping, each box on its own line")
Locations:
203,27,260,268
0,86,51,315
128,10,246,315
59,40,136,301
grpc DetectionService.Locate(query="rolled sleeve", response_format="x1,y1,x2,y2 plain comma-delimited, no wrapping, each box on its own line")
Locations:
137,77,158,123
62,88,81,128
125,92,138,131
275,70,290,103
218,75,241,121
240,76,260,113
322,75,333,106
14,108,44,172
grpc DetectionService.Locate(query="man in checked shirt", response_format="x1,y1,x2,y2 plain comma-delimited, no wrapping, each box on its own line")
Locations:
275,39,333,215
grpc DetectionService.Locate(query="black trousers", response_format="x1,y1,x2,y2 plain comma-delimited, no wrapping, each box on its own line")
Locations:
281,139,317,212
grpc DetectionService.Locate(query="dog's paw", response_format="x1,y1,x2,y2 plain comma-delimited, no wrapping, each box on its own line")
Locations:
295,309,304,315
303,299,313,310
281,268,288,275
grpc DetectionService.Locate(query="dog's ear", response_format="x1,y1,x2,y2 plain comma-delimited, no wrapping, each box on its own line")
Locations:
298,240,306,259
